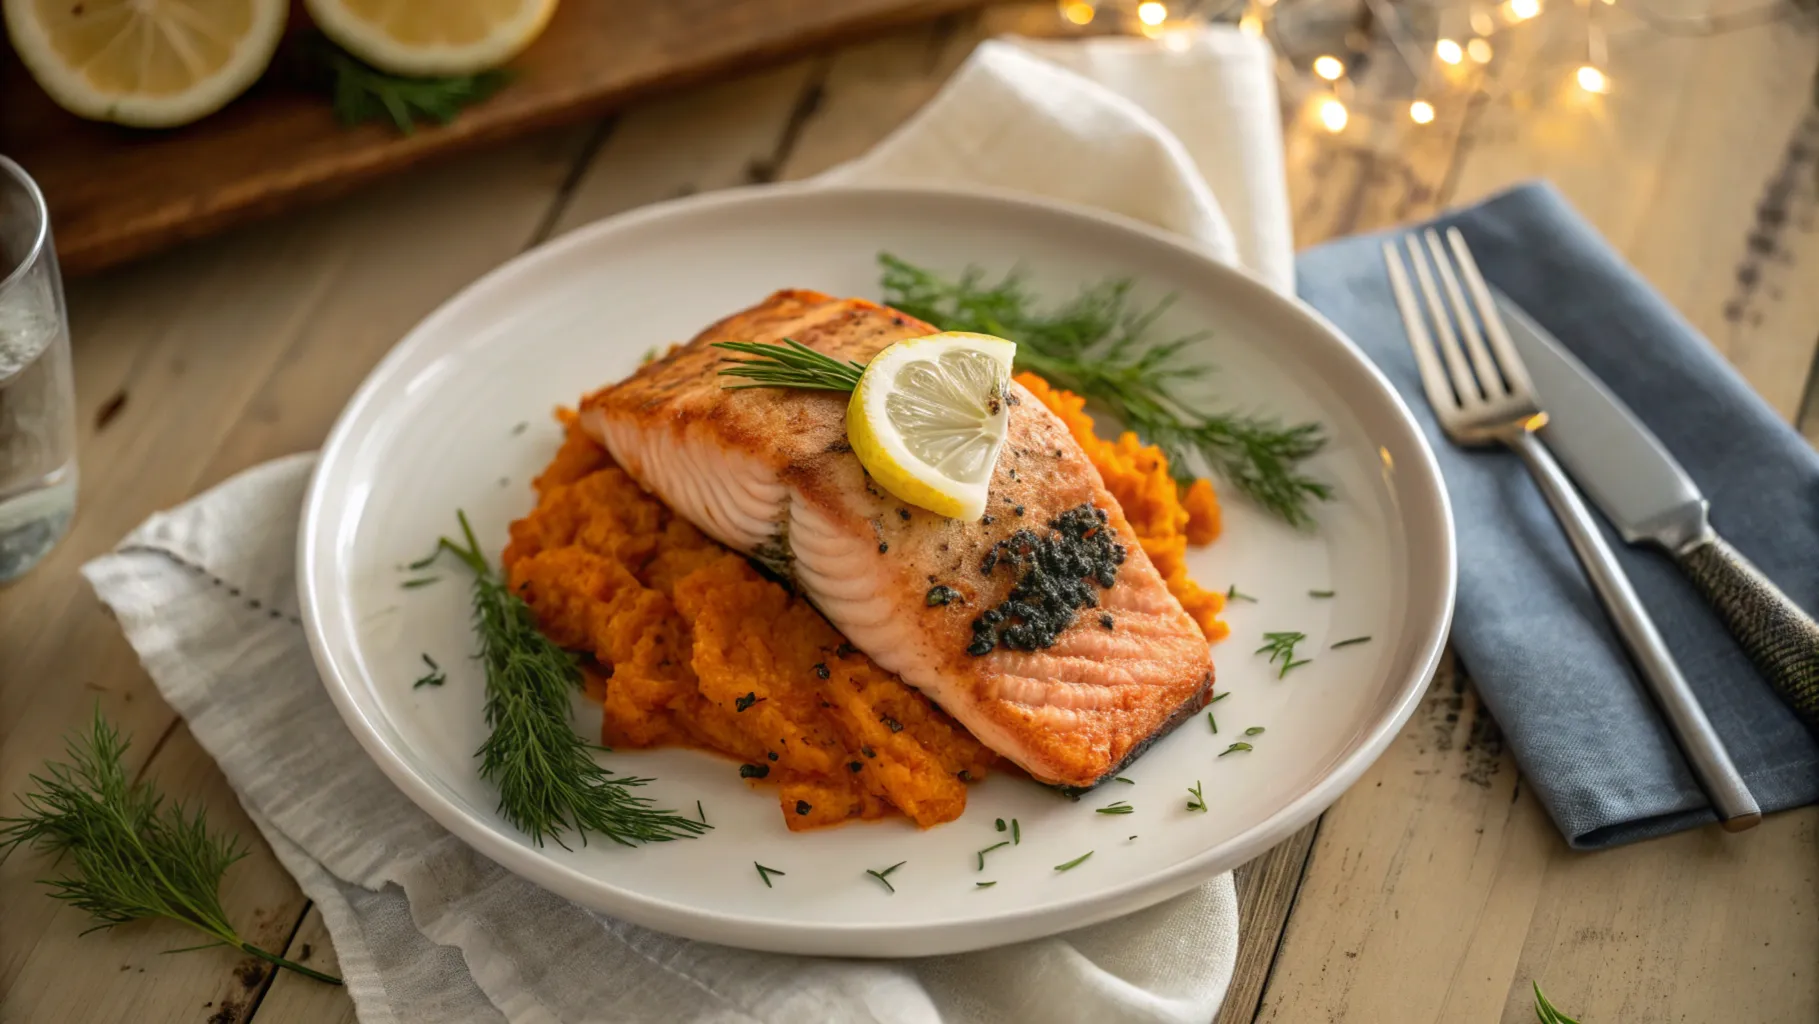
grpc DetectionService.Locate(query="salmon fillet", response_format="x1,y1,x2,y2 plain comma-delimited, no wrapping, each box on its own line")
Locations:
579,289,1216,789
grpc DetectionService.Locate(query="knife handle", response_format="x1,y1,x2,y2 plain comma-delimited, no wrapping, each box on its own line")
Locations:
1506,430,1762,831
1675,534,1819,732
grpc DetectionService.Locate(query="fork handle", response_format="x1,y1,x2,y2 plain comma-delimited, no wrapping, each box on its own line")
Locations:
1505,429,1762,832
1674,534,1819,732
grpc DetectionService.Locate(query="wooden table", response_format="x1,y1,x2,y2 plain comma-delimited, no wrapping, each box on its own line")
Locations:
4,7,1816,1022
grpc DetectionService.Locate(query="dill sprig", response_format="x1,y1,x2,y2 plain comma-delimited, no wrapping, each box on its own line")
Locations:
866,860,907,893
879,255,1331,527
1054,851,1094,872
432,512,710,848
1533,983,1582,1024
0,710,342,985
1257,631,1310,678
712,340,867,392
315,37,509,135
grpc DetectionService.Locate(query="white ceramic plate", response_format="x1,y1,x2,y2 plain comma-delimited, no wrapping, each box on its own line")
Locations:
300,184,1454,957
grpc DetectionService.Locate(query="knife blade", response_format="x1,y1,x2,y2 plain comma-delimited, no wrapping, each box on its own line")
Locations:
1494,292,1819,731
1493,294,1712,552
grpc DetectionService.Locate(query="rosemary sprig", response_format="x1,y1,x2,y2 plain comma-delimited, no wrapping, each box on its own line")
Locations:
0,710,342,985
1532,983,1582,1024
432,512,710,848
712,340,867,392
879,255,1331,527
314,37,509,135
1257,631,1310,678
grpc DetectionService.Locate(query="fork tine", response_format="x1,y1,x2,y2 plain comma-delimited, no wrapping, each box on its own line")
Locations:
1404,235,1483,408
1445,227,1536,399
1383,241,1459,417
1423,229,1505,399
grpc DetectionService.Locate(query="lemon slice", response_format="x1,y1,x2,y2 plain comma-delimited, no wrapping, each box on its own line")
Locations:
306,0,557,77
847,332,1017,520
4,0,287,128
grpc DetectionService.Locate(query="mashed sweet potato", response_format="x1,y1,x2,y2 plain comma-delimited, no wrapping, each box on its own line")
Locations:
502,378,1226,830
1016,373,1228,642
504,417,992,831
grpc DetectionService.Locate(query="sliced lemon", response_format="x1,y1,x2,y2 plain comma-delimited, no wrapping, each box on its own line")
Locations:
4,0,287,128
847,332,1017,520
306,0,557,77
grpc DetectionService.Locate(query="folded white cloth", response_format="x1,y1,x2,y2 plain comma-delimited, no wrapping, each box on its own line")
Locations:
83,28,1291,1024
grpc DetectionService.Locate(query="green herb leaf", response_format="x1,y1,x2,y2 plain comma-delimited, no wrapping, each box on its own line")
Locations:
1308,589,1335,598
977,840,1010,870
755,863,785,888
1331,636,1372,649
880,255,1329,526
0,710,343,985
866,860,907,894
975,880,998,888
1256,631,1309,678
1219,742,1254,757
995,817,1007,832
1532,982,1583,1024
315,37,509,135
402,577,440,589
1054,851,1094,872
1012,818,1021,844
1114,776,1135,785
432,513,710,848
712,339,867,392
1244,726,1265,737
1225,585,1258,603
1185,780,1207,812
1095,801,1134,815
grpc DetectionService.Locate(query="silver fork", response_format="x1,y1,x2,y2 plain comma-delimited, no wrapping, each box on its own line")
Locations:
1385,227,1761,833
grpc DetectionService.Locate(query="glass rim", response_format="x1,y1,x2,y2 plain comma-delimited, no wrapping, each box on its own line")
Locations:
0,155,51,299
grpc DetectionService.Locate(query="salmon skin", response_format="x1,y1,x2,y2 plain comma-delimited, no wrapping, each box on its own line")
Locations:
580,289,1216,790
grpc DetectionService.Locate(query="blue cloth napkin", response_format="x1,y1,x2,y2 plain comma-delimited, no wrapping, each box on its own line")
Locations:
1295,182,1819,848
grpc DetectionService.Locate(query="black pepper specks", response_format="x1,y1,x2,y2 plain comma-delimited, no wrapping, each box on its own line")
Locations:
861,745,877,758
767,751,779,761
878,542,889,554
966,504,1126,656
735,692,762,712
898,508,911,521
849,761,863,773
836,643,857,658
1013,505,1025,517
1100,613,1114,630
795,800,813,816
881,715,904,732
926,585,959,607
740,764,769,779
958,770,973,782
814,663,830,680
981,514,995,526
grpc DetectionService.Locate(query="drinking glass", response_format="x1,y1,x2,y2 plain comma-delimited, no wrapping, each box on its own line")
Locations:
0,156,77,583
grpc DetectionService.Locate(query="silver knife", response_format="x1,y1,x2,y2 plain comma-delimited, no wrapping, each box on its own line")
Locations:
1496,294,1819,731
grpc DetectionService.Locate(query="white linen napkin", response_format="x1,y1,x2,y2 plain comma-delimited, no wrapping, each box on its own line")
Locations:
82,29,1291,1024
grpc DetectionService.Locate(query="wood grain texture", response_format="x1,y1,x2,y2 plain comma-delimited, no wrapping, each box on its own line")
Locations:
253,908,358,1024
0,0,991,276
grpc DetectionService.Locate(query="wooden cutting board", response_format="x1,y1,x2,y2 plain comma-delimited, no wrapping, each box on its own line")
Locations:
0,0,991,276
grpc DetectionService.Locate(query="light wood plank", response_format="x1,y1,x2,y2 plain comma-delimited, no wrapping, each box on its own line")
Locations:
254,907,357,1024
1215,822,1320,1024
0,130,591,1022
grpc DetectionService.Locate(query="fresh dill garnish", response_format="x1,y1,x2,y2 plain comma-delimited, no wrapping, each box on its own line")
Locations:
1257,631,1309,678
407,549,440,571
1114,776,1135,785
1095,801,1134,815
879,255,1330,526
1054,851,1094,872
1225,585,1258,603
1012,819,1021,844
430,512,710,848
1244,726,1265,736
1331,636,1372,649
1185,781,1207,812
977,840,1010,870
1532,982,1582,1024
696,800,707,824
0,710,343,985
866,861,907,894
1220,742,1254,757
314,36,509,135
401,577,440,589
1308,589,1335,598
413,653,445,689
975,880,998,888
754,863,785,888
712,339,867,392
995,818,1007,832
1207,709,1218,734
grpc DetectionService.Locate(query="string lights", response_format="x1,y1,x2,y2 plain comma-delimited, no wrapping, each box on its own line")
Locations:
1053,0,1813,140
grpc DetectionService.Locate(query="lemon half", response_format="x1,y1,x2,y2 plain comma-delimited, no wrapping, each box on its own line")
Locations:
306,0,557,77
847,332,1017,520
4,0,287,128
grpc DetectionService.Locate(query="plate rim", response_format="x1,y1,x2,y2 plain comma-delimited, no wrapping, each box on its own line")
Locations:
298,180,1457,956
